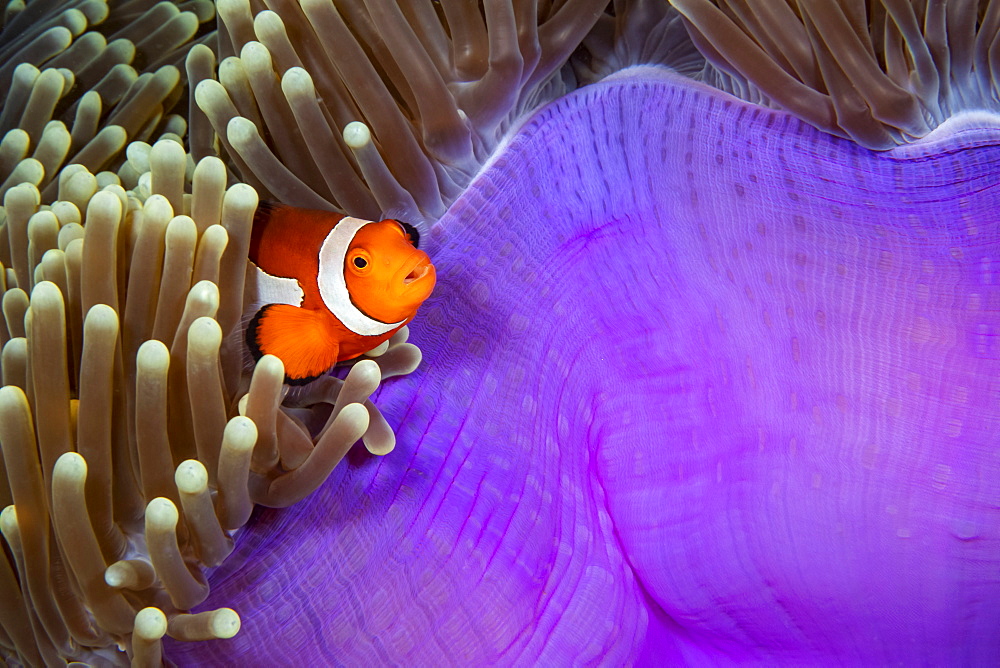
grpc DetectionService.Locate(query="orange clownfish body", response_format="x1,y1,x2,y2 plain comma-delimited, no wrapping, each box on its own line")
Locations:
246,202,436,384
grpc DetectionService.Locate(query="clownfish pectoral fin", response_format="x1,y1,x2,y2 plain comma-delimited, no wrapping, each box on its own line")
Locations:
245,304,341,385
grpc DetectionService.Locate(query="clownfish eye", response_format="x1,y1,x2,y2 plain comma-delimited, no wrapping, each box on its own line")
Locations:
349,249,372,273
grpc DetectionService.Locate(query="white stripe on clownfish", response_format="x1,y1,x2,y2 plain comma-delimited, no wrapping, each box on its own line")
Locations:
317,216,407,337
246,262,304,306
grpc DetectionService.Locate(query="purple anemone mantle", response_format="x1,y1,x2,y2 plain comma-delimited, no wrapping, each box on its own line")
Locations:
171,68,1000,664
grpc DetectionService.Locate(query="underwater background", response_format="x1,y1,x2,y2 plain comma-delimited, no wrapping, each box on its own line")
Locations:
1,1,999,665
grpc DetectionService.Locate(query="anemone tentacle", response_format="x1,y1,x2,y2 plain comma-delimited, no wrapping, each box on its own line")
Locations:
0,0,218,204
669,0,1000,148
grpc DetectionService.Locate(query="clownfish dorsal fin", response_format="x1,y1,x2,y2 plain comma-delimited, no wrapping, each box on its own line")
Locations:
397,221,420,248
252,200,284,226
246,304,341,385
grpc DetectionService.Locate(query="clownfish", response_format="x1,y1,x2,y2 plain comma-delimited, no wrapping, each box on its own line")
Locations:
245,201,436,384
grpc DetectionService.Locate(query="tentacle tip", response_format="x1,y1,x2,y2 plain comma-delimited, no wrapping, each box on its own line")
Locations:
0,505,17,531
363,340,390,358
343,121,371,149
213,609,241,638
256,353,286,379
175,459,209,493
341,402,371,435
54,451,87,478
225,414,258,447
104,564,126,588
137,338,171,369
188,279,221,306
134,607,168,639
363,433,395,456
350,358,382,382
0,384,27,406
189,315,224,346
146,497,179,526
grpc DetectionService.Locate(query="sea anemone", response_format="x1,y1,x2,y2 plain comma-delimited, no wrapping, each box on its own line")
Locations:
670,0,1000,147
193,0,621,225
0,142,421,663
3,1,1000,665
0,0,218,203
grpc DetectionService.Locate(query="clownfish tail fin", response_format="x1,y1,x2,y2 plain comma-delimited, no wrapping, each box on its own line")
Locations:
245,304,341,385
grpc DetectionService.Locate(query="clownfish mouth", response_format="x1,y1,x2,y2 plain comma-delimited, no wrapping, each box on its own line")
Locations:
403,262,431,284
396,251,435,291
